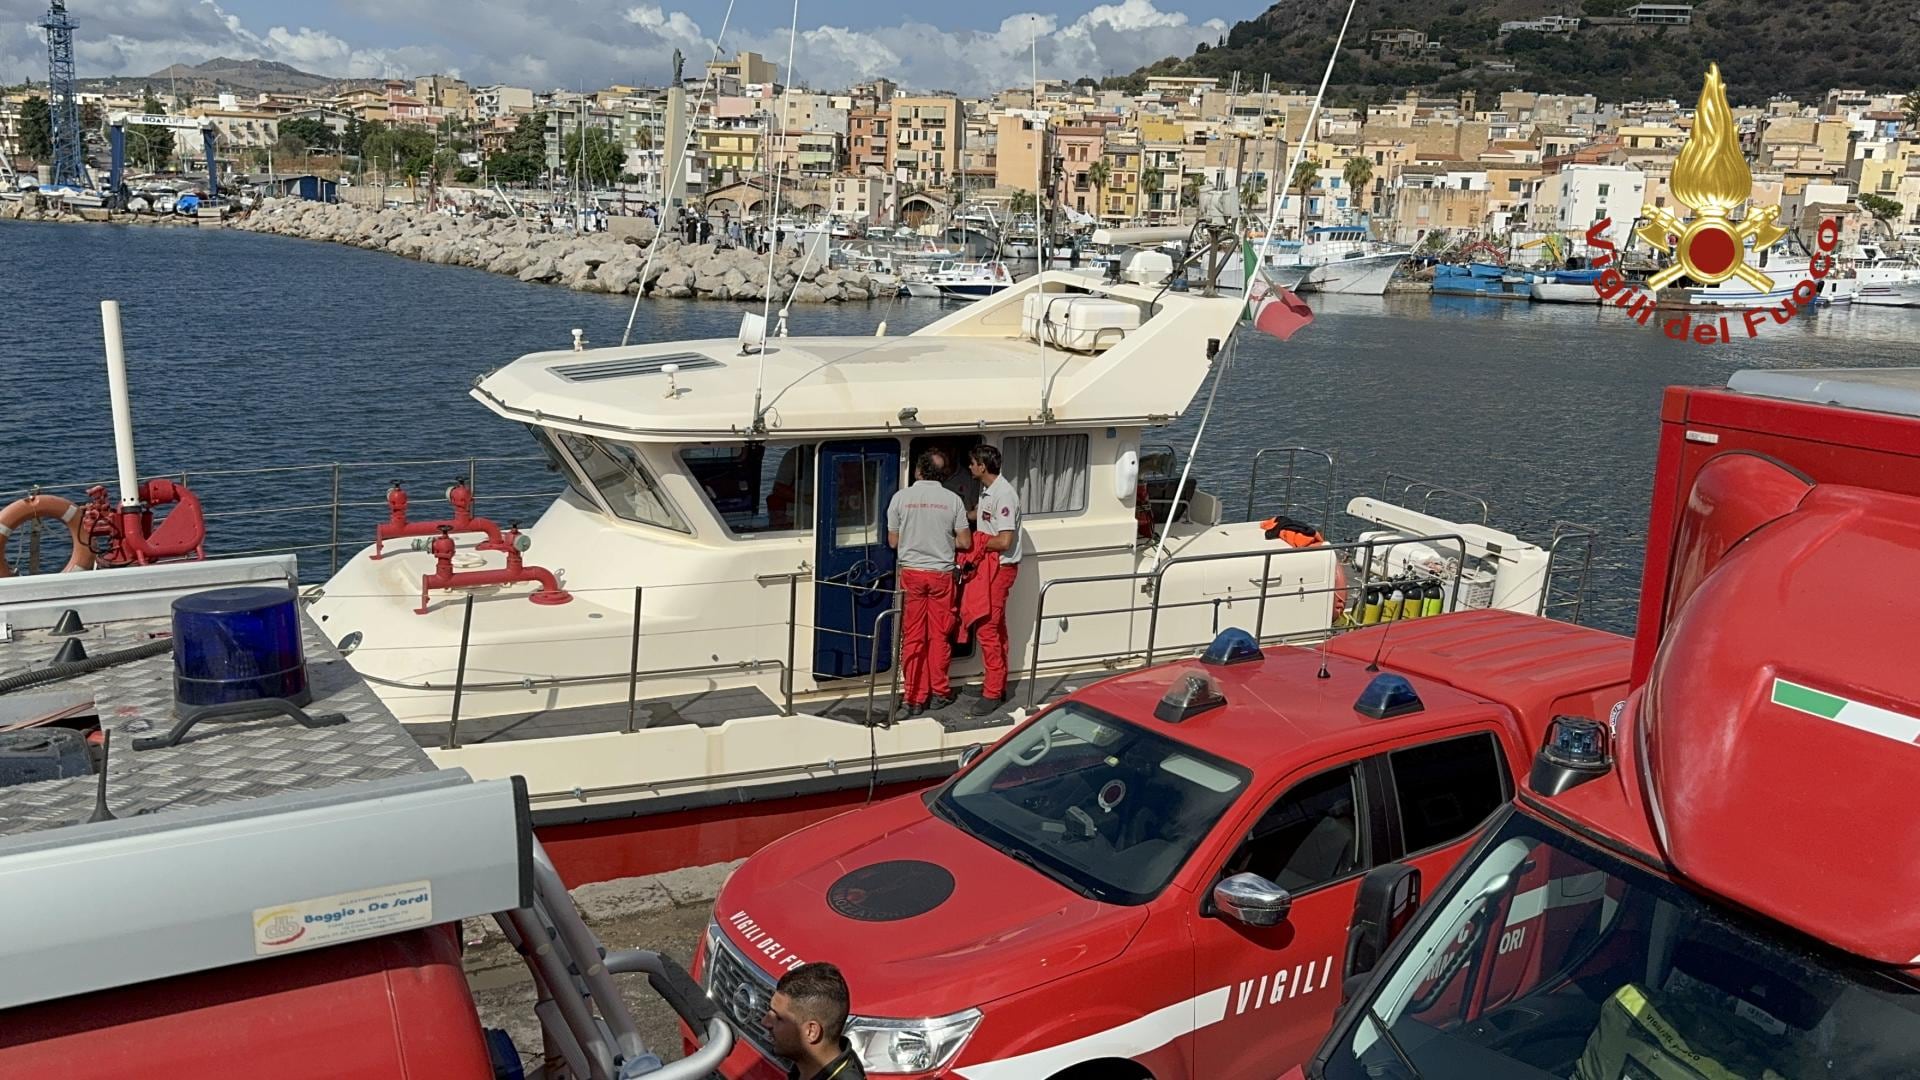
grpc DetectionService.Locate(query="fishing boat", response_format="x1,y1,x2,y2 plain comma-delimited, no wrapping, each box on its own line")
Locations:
1528,265,1607,304
1432,262,1531,300
1261,224,1411,296
1851,243,1920,307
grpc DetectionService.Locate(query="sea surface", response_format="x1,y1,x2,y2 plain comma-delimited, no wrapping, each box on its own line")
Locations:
5,221,1918,633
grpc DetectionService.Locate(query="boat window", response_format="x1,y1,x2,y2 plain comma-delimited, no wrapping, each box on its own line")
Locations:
553,432,691,533
1002,434,1089,516
681,443,815,534
832,456,884,547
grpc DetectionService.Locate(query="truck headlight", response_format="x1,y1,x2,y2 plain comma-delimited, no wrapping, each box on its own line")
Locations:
845,1008,982,1074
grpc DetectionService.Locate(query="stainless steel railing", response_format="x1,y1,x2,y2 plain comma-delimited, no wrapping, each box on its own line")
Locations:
1025,533,1472,709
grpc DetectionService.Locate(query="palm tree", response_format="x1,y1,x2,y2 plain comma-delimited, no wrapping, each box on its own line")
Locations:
1142,167,1164,217
1180,172,1203,225
1086,158,1112,220
1342,156,1373,217
1290,158,1321,235
1905,89,1920,133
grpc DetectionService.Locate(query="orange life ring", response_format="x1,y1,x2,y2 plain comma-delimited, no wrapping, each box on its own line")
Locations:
0,494,94,577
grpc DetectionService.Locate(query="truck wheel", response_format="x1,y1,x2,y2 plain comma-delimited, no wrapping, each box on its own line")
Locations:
1048,1060,1152,1080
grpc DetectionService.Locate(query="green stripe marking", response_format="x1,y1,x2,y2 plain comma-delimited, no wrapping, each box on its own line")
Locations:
1771,679,1845,720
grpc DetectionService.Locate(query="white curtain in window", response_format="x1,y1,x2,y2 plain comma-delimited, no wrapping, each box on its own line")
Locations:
1003,434,1088,515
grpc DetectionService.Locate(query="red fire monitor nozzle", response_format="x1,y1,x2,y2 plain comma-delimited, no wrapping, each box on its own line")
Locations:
414,523,570,615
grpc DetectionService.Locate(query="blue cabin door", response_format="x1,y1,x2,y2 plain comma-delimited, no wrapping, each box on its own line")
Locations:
813,439,900,679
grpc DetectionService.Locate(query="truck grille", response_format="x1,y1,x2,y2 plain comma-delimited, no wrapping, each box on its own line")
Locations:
705,925,779,1059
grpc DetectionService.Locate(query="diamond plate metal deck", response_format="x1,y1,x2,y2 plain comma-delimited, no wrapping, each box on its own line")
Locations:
0,590,433,838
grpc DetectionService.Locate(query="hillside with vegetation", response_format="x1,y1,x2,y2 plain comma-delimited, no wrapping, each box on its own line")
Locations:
1122,0,1920,104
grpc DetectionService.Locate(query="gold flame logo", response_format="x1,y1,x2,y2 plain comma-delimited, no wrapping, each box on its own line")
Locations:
1637,64,1787,292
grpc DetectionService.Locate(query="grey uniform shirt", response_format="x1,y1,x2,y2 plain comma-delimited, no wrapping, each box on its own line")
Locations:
887,480,968,571
976,475,1022,565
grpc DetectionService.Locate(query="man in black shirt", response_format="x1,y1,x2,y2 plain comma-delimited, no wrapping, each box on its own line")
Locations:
765,962,866,1080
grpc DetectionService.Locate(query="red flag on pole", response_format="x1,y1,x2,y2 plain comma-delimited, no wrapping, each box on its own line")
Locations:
1246,268,1315,341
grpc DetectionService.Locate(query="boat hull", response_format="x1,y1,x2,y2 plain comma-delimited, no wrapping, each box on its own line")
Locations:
1529,281,1602,304
1299,253,1407,296
1855,281,1920,307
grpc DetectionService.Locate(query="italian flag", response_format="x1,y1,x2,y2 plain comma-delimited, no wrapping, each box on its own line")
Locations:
1771,678,1920,746
1242,240,1314,342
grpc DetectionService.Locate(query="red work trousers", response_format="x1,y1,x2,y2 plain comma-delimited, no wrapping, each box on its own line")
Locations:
900,568,956,704
978,562,1020,699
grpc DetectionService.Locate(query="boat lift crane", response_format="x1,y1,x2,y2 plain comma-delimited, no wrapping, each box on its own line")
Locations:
106,112,218,200
38,0,86,189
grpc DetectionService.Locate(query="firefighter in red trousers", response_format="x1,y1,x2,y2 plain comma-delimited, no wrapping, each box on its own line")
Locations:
886,451,971,720
962,444,1021,716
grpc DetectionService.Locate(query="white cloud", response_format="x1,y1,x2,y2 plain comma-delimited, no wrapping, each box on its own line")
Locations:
0,0,1222,94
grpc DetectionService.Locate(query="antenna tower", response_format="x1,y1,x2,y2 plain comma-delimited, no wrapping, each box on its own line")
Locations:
39,0,86,187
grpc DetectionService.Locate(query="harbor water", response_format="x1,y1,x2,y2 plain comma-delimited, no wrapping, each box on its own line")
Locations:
5,221,1918,634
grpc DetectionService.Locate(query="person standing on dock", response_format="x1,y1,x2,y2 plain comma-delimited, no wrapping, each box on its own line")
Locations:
887,451,970,719
964,444,1022,715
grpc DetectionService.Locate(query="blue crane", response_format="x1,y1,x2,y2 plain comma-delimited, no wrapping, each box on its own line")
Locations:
39,0,87,188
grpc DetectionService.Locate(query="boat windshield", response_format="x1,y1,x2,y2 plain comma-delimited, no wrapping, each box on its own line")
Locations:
1323,811,1920,1080
933,702,1249,905
538,428,690,533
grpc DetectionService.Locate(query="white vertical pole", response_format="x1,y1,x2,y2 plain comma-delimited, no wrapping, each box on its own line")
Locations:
100,300,140,508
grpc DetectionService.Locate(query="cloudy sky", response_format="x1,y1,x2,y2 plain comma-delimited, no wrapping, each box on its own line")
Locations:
0,0,1237,95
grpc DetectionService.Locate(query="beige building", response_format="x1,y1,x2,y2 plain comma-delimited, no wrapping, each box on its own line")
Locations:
888,95,961,188
1100,140,1142,222
414,75,472,117
1390,186,1489,243
994,113,1043,193
831,172,893,222
708,51,778,87
699,127,762,181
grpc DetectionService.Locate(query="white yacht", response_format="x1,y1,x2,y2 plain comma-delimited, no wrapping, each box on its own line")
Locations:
307,233,1585,843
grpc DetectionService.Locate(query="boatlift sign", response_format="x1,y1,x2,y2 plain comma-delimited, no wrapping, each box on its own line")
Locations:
1584,64,1840,344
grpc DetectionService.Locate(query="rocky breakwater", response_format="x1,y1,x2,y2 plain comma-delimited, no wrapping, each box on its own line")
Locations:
237,198,885,302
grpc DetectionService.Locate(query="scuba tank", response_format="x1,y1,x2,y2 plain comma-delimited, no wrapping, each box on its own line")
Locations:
1421,581,1445,618
1399,582,1424,621
1359,586,1383,626
1379,586,1404,623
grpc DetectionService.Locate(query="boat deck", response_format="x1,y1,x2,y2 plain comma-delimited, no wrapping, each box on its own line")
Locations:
411,672,1096,749
0,562,431,839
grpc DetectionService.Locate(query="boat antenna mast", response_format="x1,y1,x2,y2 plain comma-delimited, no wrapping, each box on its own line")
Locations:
750,0,804,434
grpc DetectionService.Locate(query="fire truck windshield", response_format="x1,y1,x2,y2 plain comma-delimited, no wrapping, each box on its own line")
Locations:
933,702,1250,905
1322,812,1920,1080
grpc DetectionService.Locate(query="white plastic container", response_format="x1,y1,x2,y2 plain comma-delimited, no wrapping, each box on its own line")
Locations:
1021,295,1141,352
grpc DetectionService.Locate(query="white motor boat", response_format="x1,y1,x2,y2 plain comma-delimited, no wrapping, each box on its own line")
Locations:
1685,241,1819,308
307,249,1586,834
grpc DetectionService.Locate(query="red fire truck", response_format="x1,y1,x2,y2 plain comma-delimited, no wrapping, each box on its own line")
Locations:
691,607,1631,1078
1285,367,1920,1078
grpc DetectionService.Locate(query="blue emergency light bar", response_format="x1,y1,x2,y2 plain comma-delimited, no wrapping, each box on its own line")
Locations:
1201,628,1264,666
1354,674,1423,719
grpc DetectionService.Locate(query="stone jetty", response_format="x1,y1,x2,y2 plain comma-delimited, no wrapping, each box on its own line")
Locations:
235,199,886,302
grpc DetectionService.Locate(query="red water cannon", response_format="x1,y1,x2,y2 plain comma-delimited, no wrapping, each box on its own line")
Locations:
414,522,571,615
82,478,207,569
374,479,510,558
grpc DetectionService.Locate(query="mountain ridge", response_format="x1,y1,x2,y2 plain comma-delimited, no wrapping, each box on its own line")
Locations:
1130,0,1920,104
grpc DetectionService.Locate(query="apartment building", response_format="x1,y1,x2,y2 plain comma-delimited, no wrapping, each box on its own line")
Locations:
849,105,890,174
888,95,961,188
1535,164,1645,248
708,51,778,87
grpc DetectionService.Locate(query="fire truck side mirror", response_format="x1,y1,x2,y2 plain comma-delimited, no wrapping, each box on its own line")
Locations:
1343,863,1422,998
1212,872,1292,928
